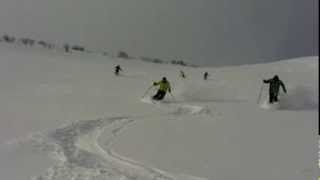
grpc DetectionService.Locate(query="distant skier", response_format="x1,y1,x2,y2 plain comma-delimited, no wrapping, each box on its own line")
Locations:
204,72,209,80
64,44,70,53
263,75,287,104
114,65,122,76
152,77,171,100
180,70,186,79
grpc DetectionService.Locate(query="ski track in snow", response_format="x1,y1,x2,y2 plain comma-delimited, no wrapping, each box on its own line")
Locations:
259,100,280,110
170,104,211,115
141,97,211,116
21,116,207,180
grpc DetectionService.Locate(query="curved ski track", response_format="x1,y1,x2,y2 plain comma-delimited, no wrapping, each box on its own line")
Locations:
28,116,207,180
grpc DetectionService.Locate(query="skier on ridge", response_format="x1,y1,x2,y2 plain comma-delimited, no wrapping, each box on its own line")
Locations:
180,70,186,79
152,77,172,100
263,75,287,104
114,65,122,76
204,72,209,80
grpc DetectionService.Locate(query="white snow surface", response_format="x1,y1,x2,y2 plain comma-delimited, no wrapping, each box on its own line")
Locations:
0,44,318,180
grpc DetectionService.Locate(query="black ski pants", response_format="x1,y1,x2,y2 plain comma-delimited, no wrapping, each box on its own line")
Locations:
269,92,278,103
152,90,166,100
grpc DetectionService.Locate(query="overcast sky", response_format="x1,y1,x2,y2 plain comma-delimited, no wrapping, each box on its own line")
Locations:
0,0,318,66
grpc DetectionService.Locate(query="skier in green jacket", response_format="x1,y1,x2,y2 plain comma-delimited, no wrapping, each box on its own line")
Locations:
263,75,287,103
152,77,171,100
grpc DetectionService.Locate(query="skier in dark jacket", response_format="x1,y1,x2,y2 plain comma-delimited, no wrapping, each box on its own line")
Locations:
180,70,186,79
204,72,209,80
263,75,287,103
152,77,171,100
114,65,122,76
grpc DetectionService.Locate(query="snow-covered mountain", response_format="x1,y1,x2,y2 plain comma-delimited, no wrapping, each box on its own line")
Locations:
0,44,318,180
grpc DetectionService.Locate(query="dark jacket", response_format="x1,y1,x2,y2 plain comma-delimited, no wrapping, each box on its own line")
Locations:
263,77,287,95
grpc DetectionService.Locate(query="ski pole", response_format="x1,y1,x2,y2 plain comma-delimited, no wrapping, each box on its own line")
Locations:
257,83,264,104
142,85,154,98
169,92,176,101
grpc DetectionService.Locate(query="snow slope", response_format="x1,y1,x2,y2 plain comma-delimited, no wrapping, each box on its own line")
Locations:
0,44,318,180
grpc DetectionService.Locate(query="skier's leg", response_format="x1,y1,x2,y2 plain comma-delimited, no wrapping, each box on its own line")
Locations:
269,93,273,104
152,90,161,100
274,94,278,102
152,94,158,100
271,93,277,103
157,91,166,100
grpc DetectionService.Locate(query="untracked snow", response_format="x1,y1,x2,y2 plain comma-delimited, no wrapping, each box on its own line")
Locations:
0,44,318,180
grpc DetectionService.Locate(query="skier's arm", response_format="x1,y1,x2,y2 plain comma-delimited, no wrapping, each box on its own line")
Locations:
263,79,271,83
280,81,287,93
153,81,160,86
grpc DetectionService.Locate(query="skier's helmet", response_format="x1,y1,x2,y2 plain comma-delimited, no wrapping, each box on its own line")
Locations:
162,77,167,81
273,75,279,80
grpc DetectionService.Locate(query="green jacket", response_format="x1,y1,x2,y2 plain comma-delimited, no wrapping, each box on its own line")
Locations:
263,78,287,95
154,80,171,92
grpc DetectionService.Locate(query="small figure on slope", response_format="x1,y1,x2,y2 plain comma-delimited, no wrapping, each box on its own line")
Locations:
180,70,186,79
204,72,209,80
114,65,122,76
263,75,287,104
64,44,70,53
152,77,172,101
